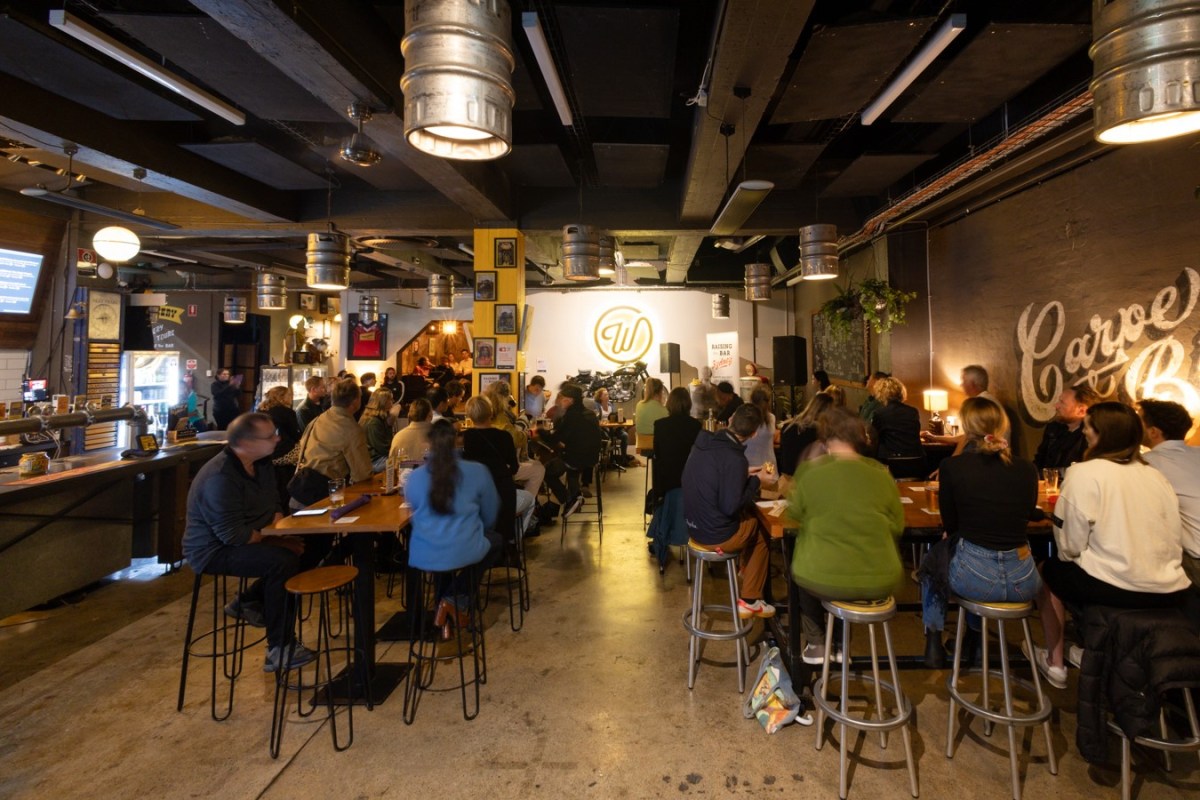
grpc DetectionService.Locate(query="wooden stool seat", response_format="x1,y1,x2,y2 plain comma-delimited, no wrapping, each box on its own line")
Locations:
286,565,357,595
828,597,896,616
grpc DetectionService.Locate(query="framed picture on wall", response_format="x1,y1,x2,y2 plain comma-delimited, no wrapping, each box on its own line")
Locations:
474,337,496,368
474,271,496,301
479,372,504,393
348,312,387,360
496,341,516,370
320,295,340,315
299,292,317,311
495,303,517,334
494,238,517,268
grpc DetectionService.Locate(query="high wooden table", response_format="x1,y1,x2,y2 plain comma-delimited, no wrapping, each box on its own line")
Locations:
266,477,411,704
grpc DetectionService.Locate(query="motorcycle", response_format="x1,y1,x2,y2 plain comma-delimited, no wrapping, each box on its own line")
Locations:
608,360,649,403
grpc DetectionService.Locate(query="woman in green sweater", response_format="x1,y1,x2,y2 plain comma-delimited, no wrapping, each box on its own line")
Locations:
789,407,905,664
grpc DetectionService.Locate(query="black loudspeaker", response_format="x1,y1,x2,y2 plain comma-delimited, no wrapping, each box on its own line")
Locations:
773,336,807,385
659,342,680,373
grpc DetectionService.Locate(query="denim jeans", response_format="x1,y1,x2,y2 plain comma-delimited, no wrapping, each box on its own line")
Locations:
922,538,1041,632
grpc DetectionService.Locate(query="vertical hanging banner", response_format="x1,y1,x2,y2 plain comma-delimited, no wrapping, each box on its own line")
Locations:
707,332,739,383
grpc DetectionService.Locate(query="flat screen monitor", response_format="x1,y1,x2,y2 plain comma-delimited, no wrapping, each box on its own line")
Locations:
22,378,48,402
0,247,45,315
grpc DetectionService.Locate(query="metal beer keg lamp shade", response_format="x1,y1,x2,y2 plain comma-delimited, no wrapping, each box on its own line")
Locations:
428,275,454,309
1091,0,1200,144
401,0,515,160
799,224,839,280
256,273,287,310
562,224,600,281
744,263,771,301
223,296,247,324
597,235,616,276
306,231,351,291
712,293,731,319
359,294,380,324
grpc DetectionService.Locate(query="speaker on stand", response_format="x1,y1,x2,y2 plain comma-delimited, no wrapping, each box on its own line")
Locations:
659,342,680,388
772,335,808,420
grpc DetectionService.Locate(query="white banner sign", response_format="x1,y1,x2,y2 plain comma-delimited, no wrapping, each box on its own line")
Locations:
707,331,739,383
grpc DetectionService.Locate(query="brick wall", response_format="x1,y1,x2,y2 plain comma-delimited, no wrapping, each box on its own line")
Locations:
0,348,29,401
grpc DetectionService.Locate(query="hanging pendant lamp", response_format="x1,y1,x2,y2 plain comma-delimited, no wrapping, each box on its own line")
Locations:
429,275,453,309
223,296,247,324
93,226,140,262
562,224,600,281
256,273,287,310
712,293,730,319
359,294,380,323
799,224,839,280
306,231,351,290
744,263,771,301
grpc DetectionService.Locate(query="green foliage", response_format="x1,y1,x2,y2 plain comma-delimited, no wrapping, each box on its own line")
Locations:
818,278,917,340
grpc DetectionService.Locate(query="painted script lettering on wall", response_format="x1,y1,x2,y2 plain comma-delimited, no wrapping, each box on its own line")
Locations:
1016,268,1199,422
594,306,653,364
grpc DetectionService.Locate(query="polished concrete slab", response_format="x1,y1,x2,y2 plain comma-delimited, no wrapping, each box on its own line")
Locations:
1,466,1196,799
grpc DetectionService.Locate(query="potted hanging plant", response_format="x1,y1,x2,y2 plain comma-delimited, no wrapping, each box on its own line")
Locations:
857,278,917,335
818,282,862,340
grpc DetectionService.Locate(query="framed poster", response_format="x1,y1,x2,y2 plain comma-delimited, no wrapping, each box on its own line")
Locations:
299,292,317,311
474,271,496,301
349,312,387,360
811,312,869,384
474,337,496,368
320,295,340,315
479,372,504,393
495,303,517,334
494,238,517,268
496,341,516,370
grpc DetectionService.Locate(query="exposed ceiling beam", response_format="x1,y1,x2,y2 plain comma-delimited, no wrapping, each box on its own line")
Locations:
192,0,516,223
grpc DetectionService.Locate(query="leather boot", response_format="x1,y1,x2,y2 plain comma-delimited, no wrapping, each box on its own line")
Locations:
924,628,947,669
948,626,981,668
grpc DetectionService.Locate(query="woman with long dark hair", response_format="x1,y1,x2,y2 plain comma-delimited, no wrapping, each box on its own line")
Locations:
405,420,502,637
778,391,836,476
1031,401,1190,688
257,386,302,512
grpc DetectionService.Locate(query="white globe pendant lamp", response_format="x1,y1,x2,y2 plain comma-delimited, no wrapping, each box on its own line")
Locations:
92,226,140,262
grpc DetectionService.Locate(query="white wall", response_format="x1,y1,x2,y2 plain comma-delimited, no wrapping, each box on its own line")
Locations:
341,287,474,378
522,288,788,389
0,348,29,401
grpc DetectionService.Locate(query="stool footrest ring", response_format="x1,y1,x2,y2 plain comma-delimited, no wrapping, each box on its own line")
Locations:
813,676,913,732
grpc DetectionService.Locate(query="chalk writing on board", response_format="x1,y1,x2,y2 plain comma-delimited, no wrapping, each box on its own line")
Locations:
812,313,868,384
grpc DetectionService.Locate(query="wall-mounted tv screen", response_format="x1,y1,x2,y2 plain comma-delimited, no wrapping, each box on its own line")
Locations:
0,247,45,315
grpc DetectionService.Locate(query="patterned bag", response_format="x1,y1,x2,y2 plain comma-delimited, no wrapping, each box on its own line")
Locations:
742,646,812,733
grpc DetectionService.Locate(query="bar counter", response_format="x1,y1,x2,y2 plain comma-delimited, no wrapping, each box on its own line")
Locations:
0,435,224,619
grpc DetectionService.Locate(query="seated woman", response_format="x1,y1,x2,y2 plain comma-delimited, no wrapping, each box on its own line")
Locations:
358,388,394,472
258,385,303,511
778,392,836,476
789,407,905,664
649,387,702,569
380,366,404,403
405,420,502,637
592,387,629,466
742,385,777,472
870,376,927,479
1031,401,1190,688
920,397,1040,668
635,378,669,437
462,396,536,539
390,398,433,461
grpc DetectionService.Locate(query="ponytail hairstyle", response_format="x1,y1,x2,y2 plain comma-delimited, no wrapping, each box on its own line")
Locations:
427,419,460,514
961,396,1011,464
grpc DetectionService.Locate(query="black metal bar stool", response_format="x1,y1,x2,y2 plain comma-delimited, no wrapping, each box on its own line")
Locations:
561,464,603,546
484,511,531,631
177,572,266,721
403,565,487,724
636,432,654,531
682,541,752,692
945,598,1056,800
269,565,365,759
813,597,918,799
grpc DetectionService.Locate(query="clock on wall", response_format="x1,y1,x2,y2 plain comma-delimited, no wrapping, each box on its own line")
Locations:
88,290,122,342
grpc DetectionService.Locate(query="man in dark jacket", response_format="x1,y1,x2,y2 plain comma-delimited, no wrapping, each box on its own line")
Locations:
536,383,602,519
682,403,775,619
714,381,743,424
1034,384,1099,470
296,375,327,431
183,412,312,673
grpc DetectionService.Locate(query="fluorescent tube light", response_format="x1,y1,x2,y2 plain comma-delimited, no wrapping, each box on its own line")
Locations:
19,187,179,230
49,10,246,126
710,180,773,235
861,13,966,126
522,12,574,127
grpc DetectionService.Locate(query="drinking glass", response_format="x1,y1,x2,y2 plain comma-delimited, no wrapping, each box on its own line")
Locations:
925,481,940,513
328,479,346,508
1042,468,1060,494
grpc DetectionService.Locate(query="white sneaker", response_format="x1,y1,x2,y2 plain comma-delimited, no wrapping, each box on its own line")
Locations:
736,598,776,619
801,643,844,665
1021,640,1067,689
1067,643,1084,669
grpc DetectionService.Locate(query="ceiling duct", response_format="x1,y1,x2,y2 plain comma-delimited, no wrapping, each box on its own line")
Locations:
306,231,351,291
744,263,771,301
256,273,287,310
1090,0,1200,144
401,0,515,160
562,224,600,281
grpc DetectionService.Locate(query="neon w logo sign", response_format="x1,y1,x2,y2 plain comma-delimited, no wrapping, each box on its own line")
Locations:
594,305,653,364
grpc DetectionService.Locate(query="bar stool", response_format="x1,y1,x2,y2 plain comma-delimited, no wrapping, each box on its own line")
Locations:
682,541,752,693
561,464,603,546
484,511,531,631
1109,689,1200,800
404,565,487,725
945,599,1056,800
177,572,266,721
813,597,917,799
269,565,365,759
636,432,654,531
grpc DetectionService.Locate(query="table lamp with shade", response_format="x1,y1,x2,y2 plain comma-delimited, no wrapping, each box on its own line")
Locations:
923,389,948,435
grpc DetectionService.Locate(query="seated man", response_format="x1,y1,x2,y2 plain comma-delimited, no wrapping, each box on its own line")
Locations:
682,403,775,619
182,413,313,673
524,375,548,418
534,383,602,520
428,388,451,422
296,375,327,431
714,381,743,425
1034,384,1099,470
295,379,373,509
1139,398,1200,613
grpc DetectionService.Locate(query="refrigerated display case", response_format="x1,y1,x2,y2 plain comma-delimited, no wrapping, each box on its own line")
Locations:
259,364,327,409
121,351,179,440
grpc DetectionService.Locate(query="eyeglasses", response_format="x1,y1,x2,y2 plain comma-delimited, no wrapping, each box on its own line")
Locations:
251,429,281,441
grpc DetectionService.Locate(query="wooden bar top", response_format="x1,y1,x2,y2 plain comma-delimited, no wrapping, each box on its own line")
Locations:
0,439,223,495
266,476,412,535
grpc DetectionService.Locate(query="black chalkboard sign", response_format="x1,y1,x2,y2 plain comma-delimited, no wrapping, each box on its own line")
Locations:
812,312,869,384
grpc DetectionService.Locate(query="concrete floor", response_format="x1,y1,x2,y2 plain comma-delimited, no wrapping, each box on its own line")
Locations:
1,467,1196,799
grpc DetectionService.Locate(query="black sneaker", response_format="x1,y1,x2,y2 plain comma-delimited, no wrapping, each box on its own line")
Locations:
263,643,316,673
562,495,585,518
225,597,267,628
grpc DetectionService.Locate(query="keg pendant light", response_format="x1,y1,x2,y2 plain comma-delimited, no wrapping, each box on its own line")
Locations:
306,170,350,290
712,293,730,319
562,224,600,281
359,294,380,323
401,0,515,160
223,296,247,324
1091,0,1200,144
256,273,287,310
799,224,839,280
744,263,771,301
429,274,453,309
